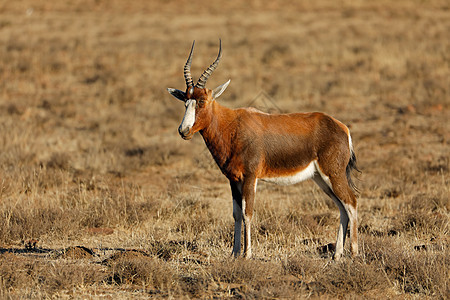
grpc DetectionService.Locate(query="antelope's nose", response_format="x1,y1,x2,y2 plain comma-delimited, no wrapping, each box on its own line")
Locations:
178,125,190,137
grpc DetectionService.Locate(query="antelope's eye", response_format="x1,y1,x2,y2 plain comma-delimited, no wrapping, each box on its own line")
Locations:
197,99,205,107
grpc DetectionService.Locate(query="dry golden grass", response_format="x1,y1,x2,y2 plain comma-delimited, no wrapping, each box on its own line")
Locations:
0,0,449,298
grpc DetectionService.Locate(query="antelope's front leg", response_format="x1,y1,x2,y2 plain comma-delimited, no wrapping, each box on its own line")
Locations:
232,199,243,257
230,181,243,257
242,176,257,259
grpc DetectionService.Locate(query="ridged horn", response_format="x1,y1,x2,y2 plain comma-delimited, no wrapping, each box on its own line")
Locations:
184,41,195,88
195,39,222,89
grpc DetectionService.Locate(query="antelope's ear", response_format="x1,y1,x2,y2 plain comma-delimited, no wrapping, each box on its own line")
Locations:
212,79,231,99
167,88,186,102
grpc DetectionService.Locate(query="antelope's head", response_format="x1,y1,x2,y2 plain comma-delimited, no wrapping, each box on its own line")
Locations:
167,40,230,140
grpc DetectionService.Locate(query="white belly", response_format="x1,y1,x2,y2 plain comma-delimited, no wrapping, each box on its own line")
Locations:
260,161,316,186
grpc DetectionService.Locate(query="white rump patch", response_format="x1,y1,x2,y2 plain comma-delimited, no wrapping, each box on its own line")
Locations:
261,161,316,185
348,132,354,153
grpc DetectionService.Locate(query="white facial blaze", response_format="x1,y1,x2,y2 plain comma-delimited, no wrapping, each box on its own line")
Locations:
180,99,196,133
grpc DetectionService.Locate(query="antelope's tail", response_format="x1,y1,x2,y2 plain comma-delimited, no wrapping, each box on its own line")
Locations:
346,149,361,194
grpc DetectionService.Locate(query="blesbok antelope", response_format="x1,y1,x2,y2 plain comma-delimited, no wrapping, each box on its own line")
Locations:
167,40,360,260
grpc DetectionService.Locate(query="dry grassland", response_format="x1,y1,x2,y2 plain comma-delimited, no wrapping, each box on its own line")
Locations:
0,0,449,298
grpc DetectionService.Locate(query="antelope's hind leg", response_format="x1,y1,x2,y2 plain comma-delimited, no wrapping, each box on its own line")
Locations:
314,168,358,260
328,174,358,258
313,174,349,260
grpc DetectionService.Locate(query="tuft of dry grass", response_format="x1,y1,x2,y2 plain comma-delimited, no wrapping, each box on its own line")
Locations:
362,236,449,298
0,253,105,296
105,254,176,291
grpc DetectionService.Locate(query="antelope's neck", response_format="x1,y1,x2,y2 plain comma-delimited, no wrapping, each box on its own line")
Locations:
200,102,238,179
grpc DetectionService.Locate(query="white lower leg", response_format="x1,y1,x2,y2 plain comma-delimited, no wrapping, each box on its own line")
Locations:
347,205,358,256
243,215,252,258
334,208,349,260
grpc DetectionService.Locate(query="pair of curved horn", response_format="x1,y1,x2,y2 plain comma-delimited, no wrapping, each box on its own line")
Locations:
183,40,222,89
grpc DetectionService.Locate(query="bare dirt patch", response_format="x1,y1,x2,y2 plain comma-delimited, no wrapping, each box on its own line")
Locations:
54,246,97,259
101,249,151,265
